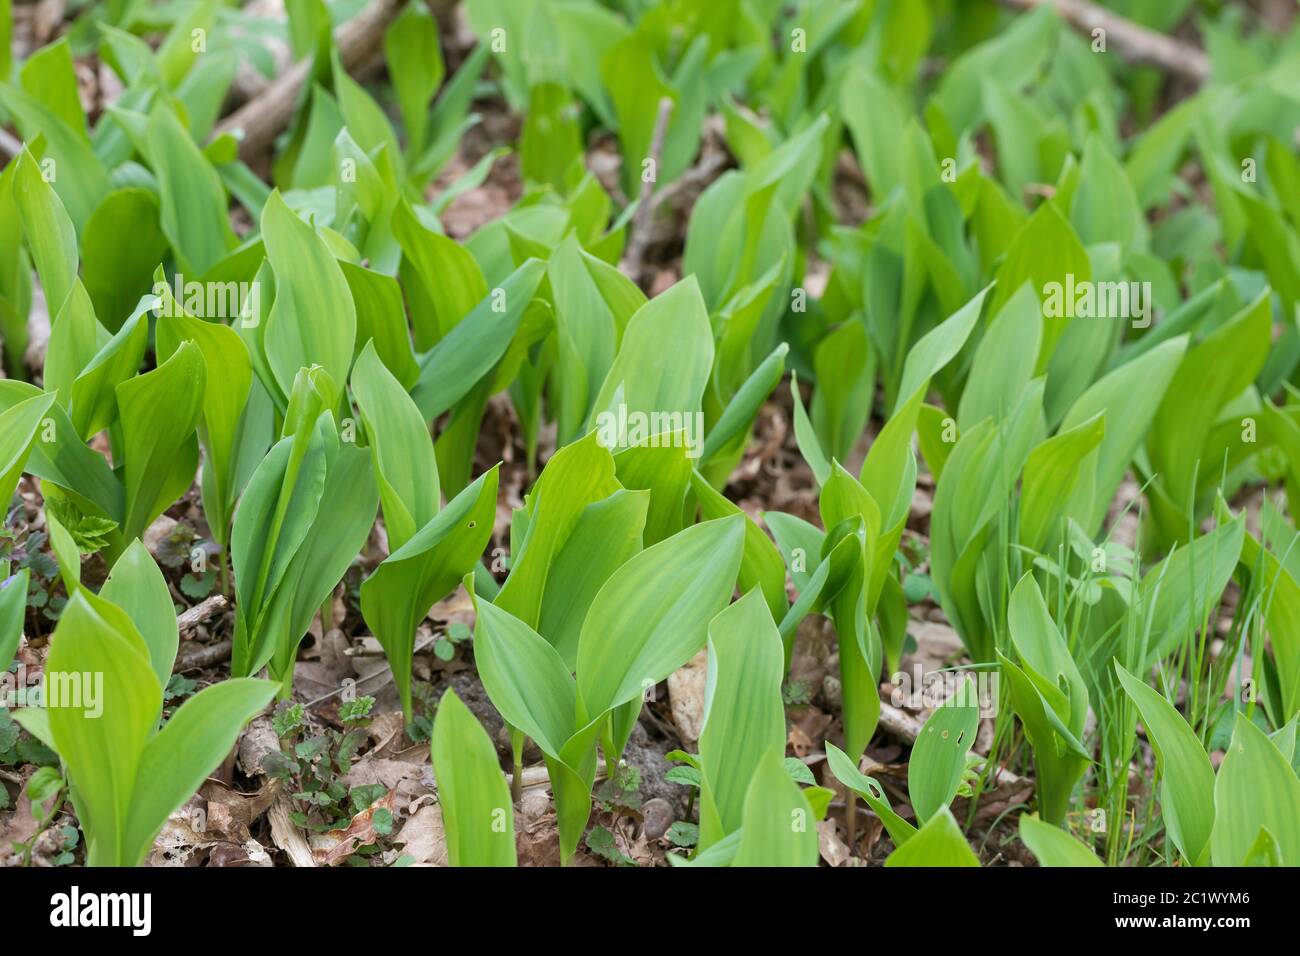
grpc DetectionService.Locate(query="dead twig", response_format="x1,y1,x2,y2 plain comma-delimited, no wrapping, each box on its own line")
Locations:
213,0,407,161
877,700,926,743
646,149,731,220
621,96,675,288
267,782,318,867
507,759,607,794
1001,0,1210,84
177,594,229,633
0,128,22,163
174,639,234,673
873,702,1030,790
173,595,234,672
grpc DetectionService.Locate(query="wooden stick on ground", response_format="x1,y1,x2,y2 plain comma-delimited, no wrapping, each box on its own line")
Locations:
622,96,676,288
874,700,1030,789
173,595,234,672
0,128,21,163
1001,0,1210,84
268,785,318,867
213,0,408,161
177,594,229,633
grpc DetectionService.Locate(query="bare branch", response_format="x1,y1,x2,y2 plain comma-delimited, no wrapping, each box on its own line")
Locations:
177,594,230,634
621,96,676,288
213,0,408,161
173,595,232,672
1002,0,1209,84
0,128,22,164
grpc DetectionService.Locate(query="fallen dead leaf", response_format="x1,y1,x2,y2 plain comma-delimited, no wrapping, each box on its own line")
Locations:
312,790,399,866
516,787,560,867
394,803,447,866
817,818,850,867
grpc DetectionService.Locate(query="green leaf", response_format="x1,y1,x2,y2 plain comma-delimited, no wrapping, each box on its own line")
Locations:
81,189,167,332
143,103,236,276
588,276,714,436
884,807,979,867
983,78,1050,199
732,750,818,867
612,435,692,545
1008,573,1088,736
1071,133,1144,249
496,431,621,631
957,283,1042,432
100,540,178,687
45,279,105,414
548,232,617,443
825,741,917,846
1146,293,1270,546
520,83,582,189
65,295,151,441
0,568,29,673
1018,813,1104,866
0,87,109,231
690,471,787,623
472,596,597,864
1211,713,1300,867
990,202,1090,366
1231,516,1300,724
332,47,403,182
339,262,420,390
393,197,488,348
575,515,745,724
229,424,327,675
44,506,82,591
810,320,874,464
0,381,122,521
894,284,991,415
999,650,1089,827
351,340,439,550
702,341,788,466
0,391,56,508
1139,517,1244,663
473,598,577,762
124,676,276,866
934,5,1056,131
790,371,830,486
534,488,648,668
13,146,78,315
0,0,10,79
264,444,378,688
155,0,220,87
411,259,546,421
384,4,444,158
1114,661,1215,866
697,590,786,847
114,342,205,547
842,66,907,197
432,689,516,866
1019,412,1105,553
600,32,682,197
361,468,498,720
26,591,160,866
261,190,357,401
1059,336,1186,535
908,683,980,824
155,281,254,543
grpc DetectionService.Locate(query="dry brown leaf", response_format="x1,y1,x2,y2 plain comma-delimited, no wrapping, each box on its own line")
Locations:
515,788,561,867
817,818,850,867
394,804,447,866
312,790,398,866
